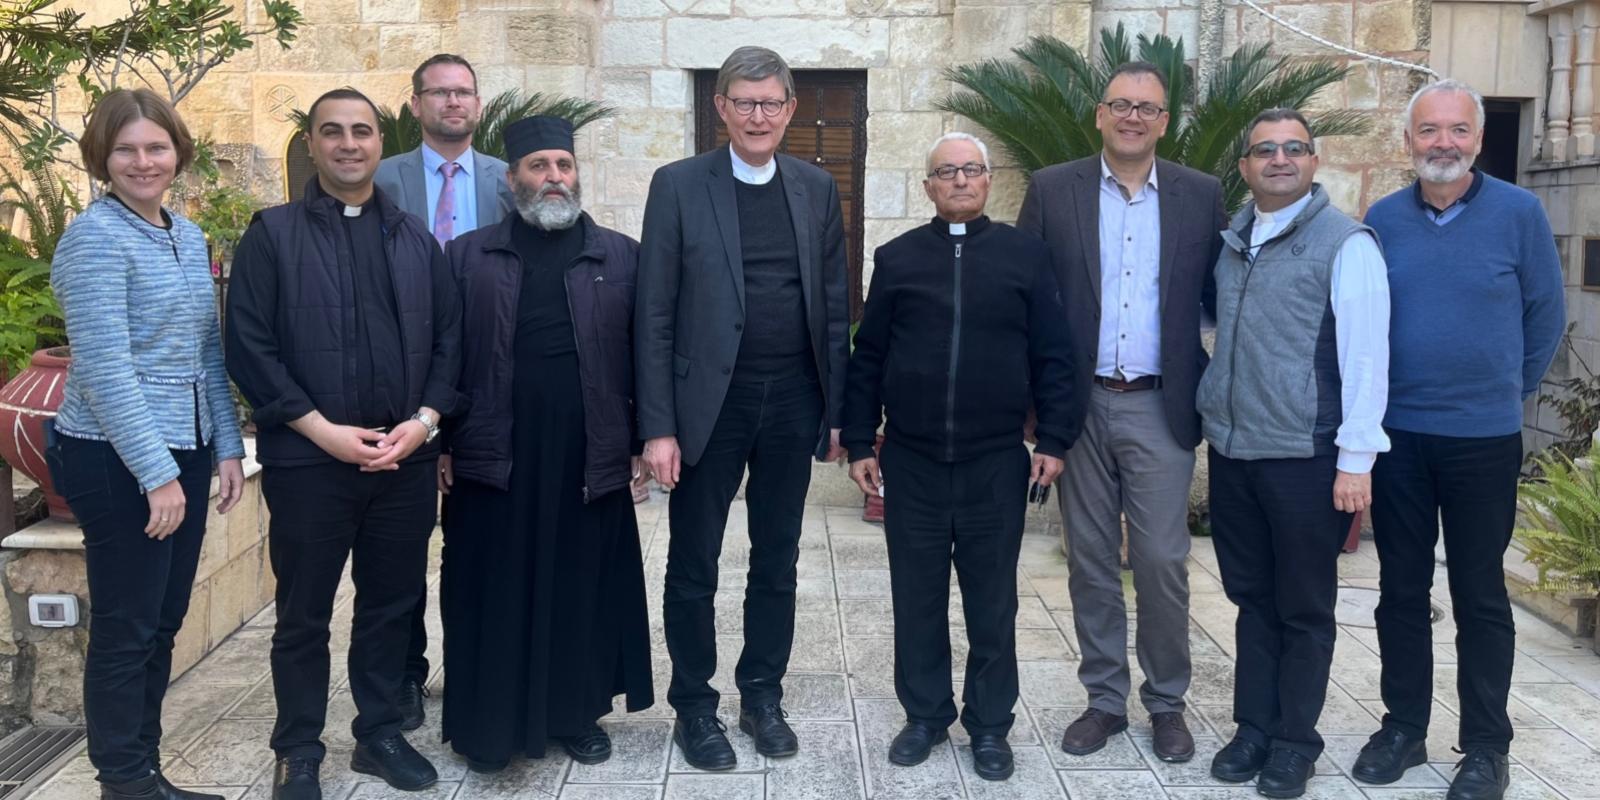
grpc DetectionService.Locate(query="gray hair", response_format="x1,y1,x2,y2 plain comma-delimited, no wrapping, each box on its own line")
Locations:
925,132,991,175
1406,79,1485,131
715,47,795,100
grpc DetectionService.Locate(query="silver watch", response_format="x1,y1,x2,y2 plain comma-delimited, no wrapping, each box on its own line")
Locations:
411,410,440,443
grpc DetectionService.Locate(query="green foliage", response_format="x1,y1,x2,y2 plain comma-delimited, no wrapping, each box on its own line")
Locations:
1537,323,1600,466
0,125,81,263
939,26,1371,212
1517,443,1600,595
0,245,63,381
189,179,262,261
289,90,616,160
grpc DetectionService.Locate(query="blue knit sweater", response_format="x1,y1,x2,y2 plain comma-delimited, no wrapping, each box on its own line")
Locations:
1364,174,1565,438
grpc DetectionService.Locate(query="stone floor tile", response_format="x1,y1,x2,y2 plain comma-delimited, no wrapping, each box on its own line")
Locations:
789,612,846,673
225,677,279,720
565,719,672,784
1016,596,1057,630
830,534,889,569
182,628,273,686
347,781,460,798
840,598,896,637
766,720,867,800
1058,768,1168,799
836,568,893,599
1016,628,1072,662
781,672,855,720
1184,656,1237,707
1017,660,1084,708
161,719,276,787
1318,684,1382,735
854,698,964,800
1188,594,1239,659
160,679,259,752
1188,569,1227,596
1036,576,1074,611
945,696,1041,747
1336,549,1383,580
1032,707,1148,770
28,765,106,800
796,576,840,614
1535,653,1600,694
1510,651,1568,685
845,637,898,698
1512,682,1600,744
1321,734,1448,788
825,511,882,536
667,697,766,773
456,752,571,799
1163,776,1365,798
956,744,1066,798
559,785,663,800
664,773,765,800
1500,727,1600,798
239,748,358,799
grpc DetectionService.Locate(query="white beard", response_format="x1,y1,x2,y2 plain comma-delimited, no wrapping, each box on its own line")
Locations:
1413,149,1476,184
515,181,582,231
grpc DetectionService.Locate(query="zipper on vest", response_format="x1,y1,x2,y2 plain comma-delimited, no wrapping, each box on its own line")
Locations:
1224,250,1260,456
945,241,963,461
565,265,589,504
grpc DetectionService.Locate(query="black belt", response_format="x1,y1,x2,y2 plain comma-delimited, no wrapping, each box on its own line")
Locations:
1094,375,1162,392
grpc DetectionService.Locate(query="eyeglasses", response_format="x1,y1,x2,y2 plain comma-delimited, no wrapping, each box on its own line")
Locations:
927,162,989,180
723,97,788,117
1245,139,1315,159
1102,99,1165,120
417,87,478,102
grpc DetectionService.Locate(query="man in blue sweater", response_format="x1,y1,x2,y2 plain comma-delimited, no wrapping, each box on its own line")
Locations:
1354,80,1564,800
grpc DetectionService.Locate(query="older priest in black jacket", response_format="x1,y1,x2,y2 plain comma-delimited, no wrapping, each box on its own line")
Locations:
436,115,653,774
226,88,461,800
843,132,1078,783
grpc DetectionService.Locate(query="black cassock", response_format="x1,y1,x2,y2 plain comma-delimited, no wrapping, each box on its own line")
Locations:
440,218,653,764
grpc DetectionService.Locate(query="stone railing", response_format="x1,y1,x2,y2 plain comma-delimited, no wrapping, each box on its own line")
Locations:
1534,0,1600,161
0,441,271,730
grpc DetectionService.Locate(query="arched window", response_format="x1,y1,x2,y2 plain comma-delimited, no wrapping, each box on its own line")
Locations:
284,133,315,202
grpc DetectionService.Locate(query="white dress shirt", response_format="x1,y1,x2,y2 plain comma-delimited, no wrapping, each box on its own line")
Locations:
1250,191,1392,474
1096,157,1163,379
729,145,777,186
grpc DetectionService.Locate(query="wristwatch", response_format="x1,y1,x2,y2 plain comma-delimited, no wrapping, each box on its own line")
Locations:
411,410,440,443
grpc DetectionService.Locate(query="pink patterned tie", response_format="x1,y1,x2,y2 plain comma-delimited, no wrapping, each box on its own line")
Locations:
433,161,459,243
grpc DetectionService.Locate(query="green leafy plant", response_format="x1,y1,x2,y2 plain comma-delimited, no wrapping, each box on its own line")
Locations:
188,181,261,264
1517,442,1600,595
290,90,616,159
1537,323,1600,466
0,246,64,380
939,26,1370,211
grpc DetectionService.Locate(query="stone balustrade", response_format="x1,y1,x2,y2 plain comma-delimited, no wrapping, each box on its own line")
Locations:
1534,0,1600,161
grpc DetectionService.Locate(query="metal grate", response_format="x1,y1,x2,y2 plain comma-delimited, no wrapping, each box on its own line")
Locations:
0,725,86,798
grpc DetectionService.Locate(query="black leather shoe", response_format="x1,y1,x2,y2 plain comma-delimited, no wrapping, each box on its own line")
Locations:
557,723,614,765
350,734,438,791
1256,748,1316,799
398,677,428,732
739,704,798,758
887,722,948,767
674,716,737,771
464,756,509,774
1352,727,1428,785
969,734,1014,781
270,758,321,800
1446,748,1509,800
1210,737,1270,783
100,773,224,800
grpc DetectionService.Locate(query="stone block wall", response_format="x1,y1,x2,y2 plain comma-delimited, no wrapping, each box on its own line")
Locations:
0,451,271,731
1521,161,1600,458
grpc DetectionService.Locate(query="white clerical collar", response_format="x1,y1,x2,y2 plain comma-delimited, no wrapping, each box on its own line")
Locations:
948,222,967,236
342,204,363,217
729,145,777,185
1253,190,1313,228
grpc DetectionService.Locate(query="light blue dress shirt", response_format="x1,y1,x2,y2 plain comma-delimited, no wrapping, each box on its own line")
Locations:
421,143,478,238
1096,157,1163,380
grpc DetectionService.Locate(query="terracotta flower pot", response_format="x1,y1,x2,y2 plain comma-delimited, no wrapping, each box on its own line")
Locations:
0,347,73,521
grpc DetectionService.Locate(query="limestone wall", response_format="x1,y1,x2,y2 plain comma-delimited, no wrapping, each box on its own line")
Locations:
1522,161,1600,457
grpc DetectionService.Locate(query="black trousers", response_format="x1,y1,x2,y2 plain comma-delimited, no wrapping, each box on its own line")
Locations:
664,374,822,717
262,459,435,760
404,573,429,683
881,439,1029,736
58,437,214,785
1209,449,1351,760
1372,428,1521,753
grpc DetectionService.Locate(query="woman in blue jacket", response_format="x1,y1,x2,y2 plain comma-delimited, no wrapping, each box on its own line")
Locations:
49,88,246,800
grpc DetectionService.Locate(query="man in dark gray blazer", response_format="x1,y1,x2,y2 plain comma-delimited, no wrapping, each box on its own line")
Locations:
636,46,849,771
375,53,515,244
371,52,513,733
1016,61,1226,765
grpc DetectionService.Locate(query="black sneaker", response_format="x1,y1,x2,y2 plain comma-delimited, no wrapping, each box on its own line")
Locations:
674,715,737,771
557,722,614,765
1210,737,1270,783
1256,748,1316,799
1352,727,1427,785
350,734,438,791
270,758,320,800
738,704,798,758
398,677,428,732
1446,748,1509,800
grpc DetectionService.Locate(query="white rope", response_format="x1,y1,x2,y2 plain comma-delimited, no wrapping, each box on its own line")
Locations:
1230,0,1440,78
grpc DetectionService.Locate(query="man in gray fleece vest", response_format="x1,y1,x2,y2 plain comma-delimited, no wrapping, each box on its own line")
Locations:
1195,109,1391,799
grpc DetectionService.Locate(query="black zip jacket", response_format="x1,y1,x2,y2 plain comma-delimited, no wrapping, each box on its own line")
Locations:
842,216,1079,464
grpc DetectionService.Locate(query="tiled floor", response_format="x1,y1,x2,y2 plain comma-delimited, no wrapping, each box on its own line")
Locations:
29,495,1600,799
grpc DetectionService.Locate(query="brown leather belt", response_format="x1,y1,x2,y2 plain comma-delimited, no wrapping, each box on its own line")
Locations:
1093,375,1162,392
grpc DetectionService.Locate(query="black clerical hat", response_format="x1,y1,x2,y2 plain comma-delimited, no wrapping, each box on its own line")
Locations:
504,115,575,164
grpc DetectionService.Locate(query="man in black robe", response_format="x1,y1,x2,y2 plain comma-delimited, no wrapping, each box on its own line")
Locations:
436,116,654,773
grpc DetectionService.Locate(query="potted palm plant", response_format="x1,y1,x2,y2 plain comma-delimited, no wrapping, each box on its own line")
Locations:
1516,440,1600,653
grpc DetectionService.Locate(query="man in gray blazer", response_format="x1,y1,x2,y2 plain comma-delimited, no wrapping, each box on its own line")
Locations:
636,46,849,771
375,53,515,244
1016,60,1227,765
372,52,513,732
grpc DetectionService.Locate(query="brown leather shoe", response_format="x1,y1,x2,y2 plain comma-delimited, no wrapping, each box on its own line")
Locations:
1059,708,1129,755
1151,712,1195,762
